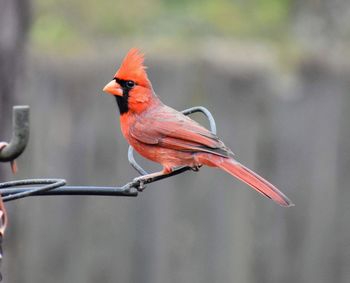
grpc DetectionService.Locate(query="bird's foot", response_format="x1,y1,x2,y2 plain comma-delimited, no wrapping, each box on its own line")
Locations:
133,176,147,191
191,164,202,172
132,169,172,191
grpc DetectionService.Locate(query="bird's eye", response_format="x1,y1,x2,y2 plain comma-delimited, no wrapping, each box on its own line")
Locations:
126,80,135,88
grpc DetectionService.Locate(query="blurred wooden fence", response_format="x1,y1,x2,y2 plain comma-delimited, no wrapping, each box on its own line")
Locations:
1,51,350,283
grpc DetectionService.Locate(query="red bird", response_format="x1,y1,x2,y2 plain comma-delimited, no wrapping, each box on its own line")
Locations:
103,48,293,207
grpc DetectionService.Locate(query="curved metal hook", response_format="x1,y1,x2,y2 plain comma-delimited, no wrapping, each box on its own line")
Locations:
128,146,148,175
128,106,217,176
0,106,30,162
180,106,217,135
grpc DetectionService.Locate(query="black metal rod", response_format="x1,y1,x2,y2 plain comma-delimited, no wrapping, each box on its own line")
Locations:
0,106,30,162
0,168,193,201
1,186,137,199
1,179,66,201
0,168,192,201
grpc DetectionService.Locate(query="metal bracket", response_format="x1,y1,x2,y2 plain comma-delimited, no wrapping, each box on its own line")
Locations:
0,106,217,201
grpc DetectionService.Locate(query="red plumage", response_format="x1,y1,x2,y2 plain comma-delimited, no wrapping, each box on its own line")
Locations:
103,48,293,207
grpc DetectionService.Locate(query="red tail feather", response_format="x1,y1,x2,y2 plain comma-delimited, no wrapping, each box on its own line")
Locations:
199,155,293,207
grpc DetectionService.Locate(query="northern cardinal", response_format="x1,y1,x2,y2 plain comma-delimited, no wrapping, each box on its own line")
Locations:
103,48,293,207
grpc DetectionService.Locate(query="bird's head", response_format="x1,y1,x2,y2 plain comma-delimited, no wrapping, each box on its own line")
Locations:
103,48,155,115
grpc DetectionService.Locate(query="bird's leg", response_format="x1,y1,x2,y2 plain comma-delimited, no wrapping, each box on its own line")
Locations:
133,167,173,191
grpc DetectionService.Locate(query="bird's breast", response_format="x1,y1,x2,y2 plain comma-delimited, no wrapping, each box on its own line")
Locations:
119,113,134,140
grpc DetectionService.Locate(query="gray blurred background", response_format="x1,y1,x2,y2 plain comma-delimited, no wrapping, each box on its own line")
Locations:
1,0,350,282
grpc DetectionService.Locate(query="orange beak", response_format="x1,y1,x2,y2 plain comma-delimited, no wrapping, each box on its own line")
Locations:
103,80,123,96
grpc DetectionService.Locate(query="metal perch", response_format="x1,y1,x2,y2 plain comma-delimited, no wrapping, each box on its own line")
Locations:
0,105,217,282
0,106,216,201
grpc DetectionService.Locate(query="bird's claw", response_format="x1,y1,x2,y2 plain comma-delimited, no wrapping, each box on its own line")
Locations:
133,176,147,191
191,164,202,172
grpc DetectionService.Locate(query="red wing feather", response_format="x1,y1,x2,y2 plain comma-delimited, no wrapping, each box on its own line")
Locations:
130,105,232,157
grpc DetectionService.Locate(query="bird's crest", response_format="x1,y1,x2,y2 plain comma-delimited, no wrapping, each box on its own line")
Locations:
115,48,150,87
